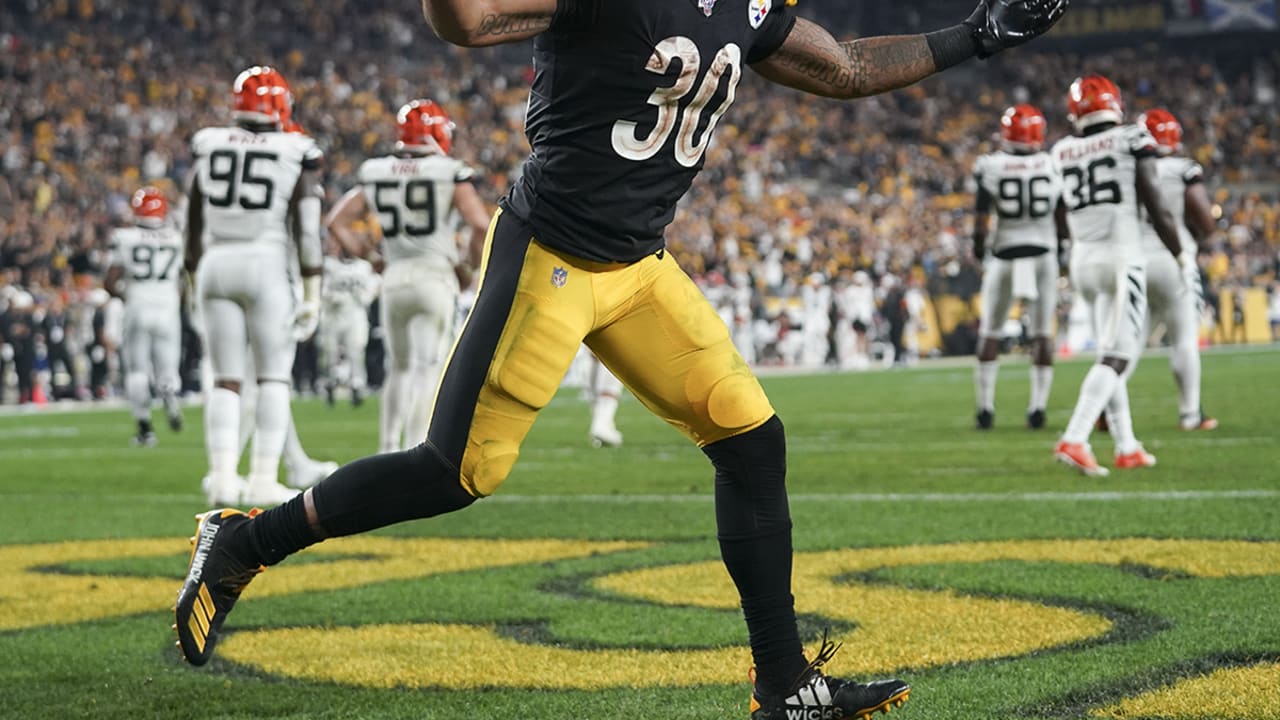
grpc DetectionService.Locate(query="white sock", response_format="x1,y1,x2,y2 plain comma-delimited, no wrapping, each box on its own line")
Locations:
591,394,619,433
1061,364,1119,444
975,361,998,412
1029,364,1054,412
247,381,290,485
125,371,151,422
237,381,258,456
380,369,406,453
283,416,308,469
1170,338,1202,418
404,362,441,449
205,386,240,478
1105,378,1140,455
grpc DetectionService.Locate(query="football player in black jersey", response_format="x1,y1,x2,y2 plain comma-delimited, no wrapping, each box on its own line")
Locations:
177,2,1069,717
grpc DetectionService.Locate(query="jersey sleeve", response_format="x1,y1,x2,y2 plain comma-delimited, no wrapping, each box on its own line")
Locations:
1125,124,1159,160
551,0,600,32
454,161,476,184
1183,160,1205,186
190,128,213,159
300,137,324,171
747,0,799,64
107,231,126,268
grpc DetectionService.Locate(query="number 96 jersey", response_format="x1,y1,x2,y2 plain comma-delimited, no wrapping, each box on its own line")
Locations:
501,0,797,264
358,154,475,267
973,151,1063,257
1051,123,1158,254
191,126,323,246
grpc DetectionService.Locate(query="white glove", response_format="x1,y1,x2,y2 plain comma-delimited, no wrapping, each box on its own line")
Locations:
1178,254,1204,314
292,300,320,342
292,274,322,341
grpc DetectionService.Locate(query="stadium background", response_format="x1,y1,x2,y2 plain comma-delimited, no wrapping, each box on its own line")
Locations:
0,0,1277,403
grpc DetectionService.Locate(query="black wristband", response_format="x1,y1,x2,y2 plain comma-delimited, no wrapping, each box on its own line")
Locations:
926,24,979,71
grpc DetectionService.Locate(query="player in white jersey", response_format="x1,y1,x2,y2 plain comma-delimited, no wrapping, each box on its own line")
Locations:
326,99,491,453
972,105,1067,431
320,243,380,407
1137,109,1219,432
1051,76,1191,477
104,187,185,446
185,66,325,506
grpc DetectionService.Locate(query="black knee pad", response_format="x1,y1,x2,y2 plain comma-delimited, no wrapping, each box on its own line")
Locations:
703,415,790,541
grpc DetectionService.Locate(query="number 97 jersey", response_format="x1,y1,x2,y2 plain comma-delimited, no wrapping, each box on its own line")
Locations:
109,225,185,308
358,155,475,267
973,151,1063,257
191,126,323,246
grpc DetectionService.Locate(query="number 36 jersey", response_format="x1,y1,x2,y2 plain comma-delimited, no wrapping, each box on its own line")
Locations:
502,0,797,263
1051,123,1158,254
190,126,323,246
357,154,475,267
109,225,184,309
973,151,1063,258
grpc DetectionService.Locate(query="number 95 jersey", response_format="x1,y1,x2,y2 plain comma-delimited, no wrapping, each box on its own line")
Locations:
501,0,797,263
191,126,323,246
973,151,1063,257
1051,123,1158,254
358,154,475,267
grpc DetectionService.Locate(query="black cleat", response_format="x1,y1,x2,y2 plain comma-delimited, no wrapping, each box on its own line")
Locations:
351,389,363,408
1027,409,1046,430
325,385,336,408
174,509,263,666
750,634,910,720
975,409,994,430
168,412,184,432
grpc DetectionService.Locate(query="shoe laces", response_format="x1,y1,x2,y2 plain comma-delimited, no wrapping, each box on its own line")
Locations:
788,629,844,696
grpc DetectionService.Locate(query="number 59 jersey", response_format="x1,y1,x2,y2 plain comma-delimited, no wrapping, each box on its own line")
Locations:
109,225,184,309
973,151,1063,257
191,126,323,246
358,155,475,267
501,0,797,264
1051,123,1159,254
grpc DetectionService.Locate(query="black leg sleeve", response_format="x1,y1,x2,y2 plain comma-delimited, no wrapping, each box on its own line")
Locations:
703,415,805,689
241,442,475,566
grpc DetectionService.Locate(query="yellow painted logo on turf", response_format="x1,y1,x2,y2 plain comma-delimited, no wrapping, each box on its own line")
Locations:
3,537,1280,718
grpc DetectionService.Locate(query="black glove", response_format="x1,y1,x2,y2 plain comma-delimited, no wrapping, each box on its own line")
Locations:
965,0,1070,59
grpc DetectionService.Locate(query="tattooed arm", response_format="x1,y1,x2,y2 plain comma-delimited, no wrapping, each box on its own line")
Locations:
421,0,557,47
753,18,962,99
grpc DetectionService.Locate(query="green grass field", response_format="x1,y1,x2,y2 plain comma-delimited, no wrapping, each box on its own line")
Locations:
2,348,1278,720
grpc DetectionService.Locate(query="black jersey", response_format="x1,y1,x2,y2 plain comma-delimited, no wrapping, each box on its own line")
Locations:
501,0,797,263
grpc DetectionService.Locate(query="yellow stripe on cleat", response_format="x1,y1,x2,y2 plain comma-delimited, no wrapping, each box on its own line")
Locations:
186,615,206,653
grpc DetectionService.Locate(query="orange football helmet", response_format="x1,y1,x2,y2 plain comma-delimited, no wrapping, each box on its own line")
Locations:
131,186,167,227
1067,75,1124,131
232,66,293,126
1139,108,1182,153
1000,104,1047,151
396,99,454,155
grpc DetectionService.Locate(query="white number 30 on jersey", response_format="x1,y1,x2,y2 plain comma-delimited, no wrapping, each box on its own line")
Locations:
611,37,742,168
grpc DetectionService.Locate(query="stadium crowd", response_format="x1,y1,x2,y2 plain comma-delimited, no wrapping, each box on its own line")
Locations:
1,0,1278,403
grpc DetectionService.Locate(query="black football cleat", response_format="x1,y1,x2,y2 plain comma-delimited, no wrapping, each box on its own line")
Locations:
168,411,184,432
975,409,994,430
1027,408,1046,430
750,634,910,720
174,509,263,666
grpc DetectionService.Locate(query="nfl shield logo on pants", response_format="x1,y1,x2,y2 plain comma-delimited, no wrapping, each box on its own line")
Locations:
551,267,568,288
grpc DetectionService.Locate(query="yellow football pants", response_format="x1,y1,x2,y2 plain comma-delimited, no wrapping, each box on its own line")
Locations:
426,209,775,498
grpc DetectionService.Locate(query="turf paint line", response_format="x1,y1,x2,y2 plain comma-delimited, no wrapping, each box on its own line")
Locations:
480,489,1280,504
4,489,1276,505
